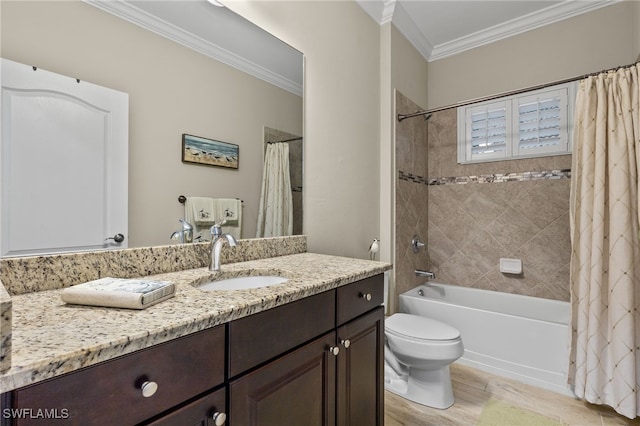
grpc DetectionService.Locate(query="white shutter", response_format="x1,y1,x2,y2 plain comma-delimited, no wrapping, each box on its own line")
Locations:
515,87,569,157
465,101,510,162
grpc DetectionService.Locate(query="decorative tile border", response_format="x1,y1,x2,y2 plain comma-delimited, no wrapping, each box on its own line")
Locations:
398,169,571,186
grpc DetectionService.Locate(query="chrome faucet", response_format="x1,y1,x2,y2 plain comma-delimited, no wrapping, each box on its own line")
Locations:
415,269,435,279
209,221,238,271
170,219,193,243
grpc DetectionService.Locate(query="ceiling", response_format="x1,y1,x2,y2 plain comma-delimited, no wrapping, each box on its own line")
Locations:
86,0,619,95
356,0,618,61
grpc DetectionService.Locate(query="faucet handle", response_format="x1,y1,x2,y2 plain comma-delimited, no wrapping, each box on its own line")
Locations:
179,218,193,230
210,219,227,237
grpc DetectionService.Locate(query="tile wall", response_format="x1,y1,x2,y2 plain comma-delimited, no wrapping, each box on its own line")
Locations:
395,92,573,302
395,92,430,296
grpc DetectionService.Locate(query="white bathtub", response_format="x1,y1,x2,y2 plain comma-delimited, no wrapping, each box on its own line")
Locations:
399,283,574,396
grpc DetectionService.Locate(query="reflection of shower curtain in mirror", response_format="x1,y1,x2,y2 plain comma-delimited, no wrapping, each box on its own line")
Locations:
256,143,293,237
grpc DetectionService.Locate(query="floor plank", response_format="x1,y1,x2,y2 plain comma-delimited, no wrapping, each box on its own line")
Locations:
384,363,640,425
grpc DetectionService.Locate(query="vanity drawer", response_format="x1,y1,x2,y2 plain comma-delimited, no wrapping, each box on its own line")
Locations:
12,326,225,426
228,289,335,378
336,274,384,326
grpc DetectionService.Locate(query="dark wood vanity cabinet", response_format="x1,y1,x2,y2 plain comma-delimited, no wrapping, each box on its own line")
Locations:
228,274,384,426
5,326,226,426
3,274,384,426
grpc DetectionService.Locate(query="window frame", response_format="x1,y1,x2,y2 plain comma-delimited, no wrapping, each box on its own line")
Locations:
457,81,576,164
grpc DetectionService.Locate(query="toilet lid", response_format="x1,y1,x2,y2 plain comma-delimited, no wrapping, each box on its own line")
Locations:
386,313,460,341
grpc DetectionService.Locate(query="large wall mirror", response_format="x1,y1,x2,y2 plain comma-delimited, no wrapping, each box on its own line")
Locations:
0,0,304,256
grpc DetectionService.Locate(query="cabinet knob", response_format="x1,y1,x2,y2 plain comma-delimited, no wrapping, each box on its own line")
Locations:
360,292,372,301
140,380,158,397
211,411,227,425
341,339,351,349
328,346,340,356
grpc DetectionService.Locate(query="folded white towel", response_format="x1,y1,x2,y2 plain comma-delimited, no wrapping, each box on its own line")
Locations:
213,198,242,239
186,197,216,226
214,198,240,223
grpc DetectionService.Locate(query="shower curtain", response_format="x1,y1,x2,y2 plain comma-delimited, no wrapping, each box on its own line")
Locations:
569,63,640,419
256,142,293,238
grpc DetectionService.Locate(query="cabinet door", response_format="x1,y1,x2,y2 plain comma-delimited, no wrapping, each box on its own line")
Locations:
336,306,384,426
144,386,226,426
229,332,337,426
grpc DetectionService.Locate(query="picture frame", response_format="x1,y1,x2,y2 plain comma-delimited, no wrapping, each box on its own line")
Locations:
182,133,239,169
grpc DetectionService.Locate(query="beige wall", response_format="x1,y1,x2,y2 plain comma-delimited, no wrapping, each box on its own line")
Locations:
379,23,394,266
427,1,637,108
1,1,302,247
226,1,381,258
391,25,428,110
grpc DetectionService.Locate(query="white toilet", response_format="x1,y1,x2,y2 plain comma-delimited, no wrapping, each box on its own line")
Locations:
384,312,464,409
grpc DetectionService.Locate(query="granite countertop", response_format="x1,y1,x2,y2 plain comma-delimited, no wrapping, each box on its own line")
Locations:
0,252,391,393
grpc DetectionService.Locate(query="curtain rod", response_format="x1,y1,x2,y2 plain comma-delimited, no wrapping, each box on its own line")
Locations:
397,61,639,121
267,137,302,144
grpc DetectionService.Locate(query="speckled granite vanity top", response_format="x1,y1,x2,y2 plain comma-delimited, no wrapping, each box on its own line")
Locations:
0,251,391,393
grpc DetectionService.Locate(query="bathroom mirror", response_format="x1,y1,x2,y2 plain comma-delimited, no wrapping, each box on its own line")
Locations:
0,0,304,255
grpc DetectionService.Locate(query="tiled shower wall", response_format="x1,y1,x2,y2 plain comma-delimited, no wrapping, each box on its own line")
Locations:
395,92,573,302
395,92,430,297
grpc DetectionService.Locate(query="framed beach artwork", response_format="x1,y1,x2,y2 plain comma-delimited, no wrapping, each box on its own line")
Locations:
182,134,239,169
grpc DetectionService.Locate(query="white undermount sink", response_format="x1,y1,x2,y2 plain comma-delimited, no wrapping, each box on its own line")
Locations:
197,274,289,291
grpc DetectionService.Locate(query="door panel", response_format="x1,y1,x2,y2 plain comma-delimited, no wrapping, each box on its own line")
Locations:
230,332,336,426
0,59,128,256
337,307,384,426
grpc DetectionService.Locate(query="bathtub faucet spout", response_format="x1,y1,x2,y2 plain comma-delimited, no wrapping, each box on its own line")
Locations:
415,269,435,279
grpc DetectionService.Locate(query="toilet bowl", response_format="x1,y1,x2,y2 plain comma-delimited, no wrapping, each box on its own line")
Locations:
384,312,464,409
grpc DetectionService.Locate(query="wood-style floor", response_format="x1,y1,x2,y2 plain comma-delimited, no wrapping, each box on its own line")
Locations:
385,363,640,426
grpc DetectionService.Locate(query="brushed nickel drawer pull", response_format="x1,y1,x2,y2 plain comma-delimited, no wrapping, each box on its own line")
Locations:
140,380,158,398
360,292,372,301
211,411,227,425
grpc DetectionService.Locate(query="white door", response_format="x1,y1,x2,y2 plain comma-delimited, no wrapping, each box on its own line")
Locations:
1,59,128,257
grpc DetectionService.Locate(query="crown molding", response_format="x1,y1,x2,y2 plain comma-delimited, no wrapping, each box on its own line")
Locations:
84,0,303,96
392,1,434,61
427,0,620,61
356,0,396,25
380,0,397,24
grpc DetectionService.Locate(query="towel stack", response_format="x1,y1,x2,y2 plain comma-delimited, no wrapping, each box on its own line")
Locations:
185,197,242,241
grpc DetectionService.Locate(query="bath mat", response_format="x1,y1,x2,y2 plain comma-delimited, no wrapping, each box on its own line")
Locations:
477,398,562,426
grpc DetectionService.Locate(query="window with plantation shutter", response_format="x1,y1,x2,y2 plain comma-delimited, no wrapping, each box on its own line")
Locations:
457,82,575,164
465,101,510,162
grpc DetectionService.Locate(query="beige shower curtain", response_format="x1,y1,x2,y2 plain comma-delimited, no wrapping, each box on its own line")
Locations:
569,63,640,419
256,142,293,238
